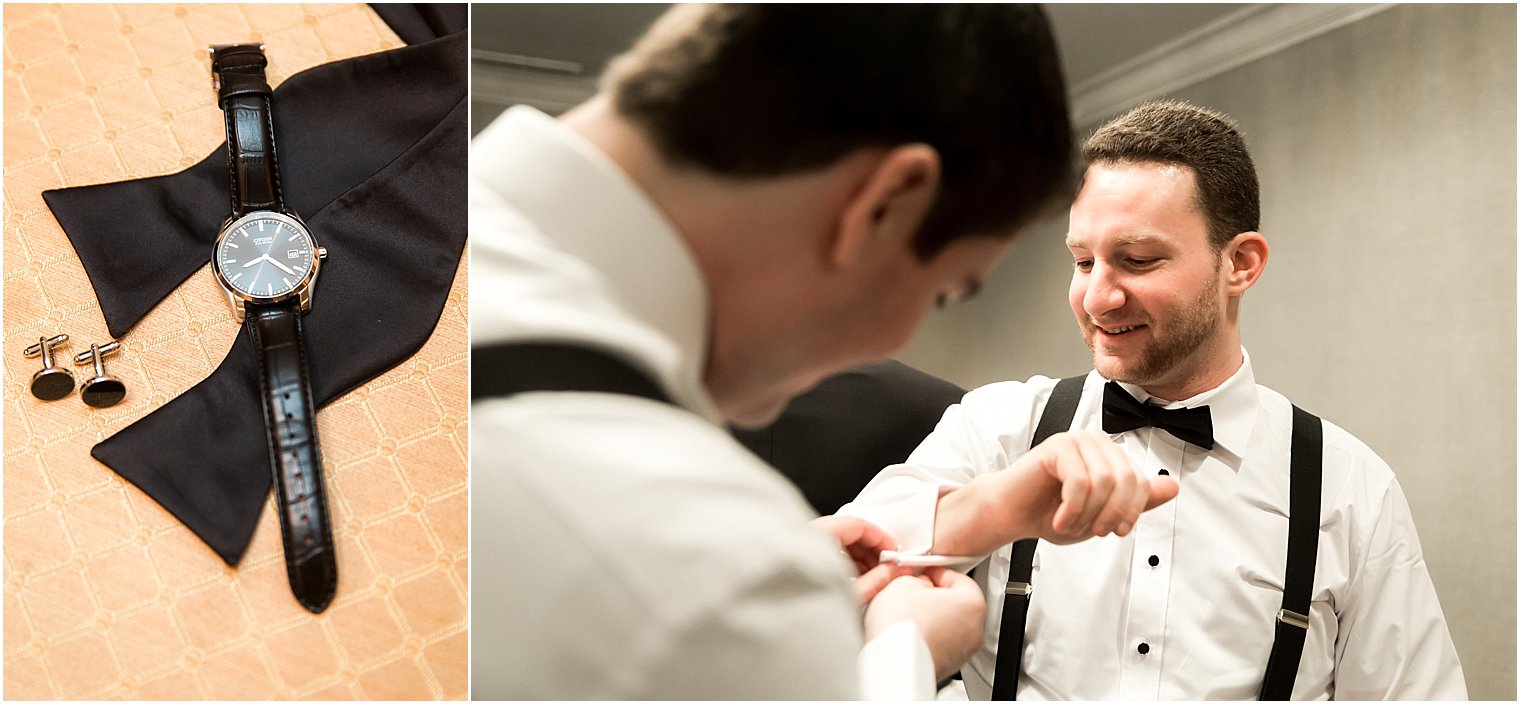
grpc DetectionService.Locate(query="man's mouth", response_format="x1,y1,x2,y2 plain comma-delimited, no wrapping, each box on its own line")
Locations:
1095,323,1145,336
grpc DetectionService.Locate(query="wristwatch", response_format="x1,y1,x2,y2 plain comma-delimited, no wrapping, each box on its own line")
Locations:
208,43,337,613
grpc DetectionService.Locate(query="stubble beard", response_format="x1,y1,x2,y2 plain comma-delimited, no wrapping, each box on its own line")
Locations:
1082,266,1222,388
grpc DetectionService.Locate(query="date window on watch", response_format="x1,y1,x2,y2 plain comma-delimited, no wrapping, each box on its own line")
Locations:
287,249,301,259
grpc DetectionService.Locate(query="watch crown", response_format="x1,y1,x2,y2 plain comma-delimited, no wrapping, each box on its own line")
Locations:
317,247,328,260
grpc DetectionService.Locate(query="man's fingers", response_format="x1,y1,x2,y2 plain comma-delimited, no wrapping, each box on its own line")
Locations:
1050,438,1089,533
846,543,884,572
1089,432,1143,535
1069,434,1117,534
841,518,895,551
854,562,910,604
1035,430,1178,543
921,565,951,587
922,565,973,590
1145,475,1180,510
814,515,899,570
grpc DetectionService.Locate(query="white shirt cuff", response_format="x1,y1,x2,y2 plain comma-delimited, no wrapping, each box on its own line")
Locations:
857,619,936,700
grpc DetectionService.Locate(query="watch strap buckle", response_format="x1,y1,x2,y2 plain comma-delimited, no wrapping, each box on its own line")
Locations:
208,43,271,103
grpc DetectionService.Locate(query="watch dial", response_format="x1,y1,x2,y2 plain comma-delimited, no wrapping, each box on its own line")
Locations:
216,215,315,298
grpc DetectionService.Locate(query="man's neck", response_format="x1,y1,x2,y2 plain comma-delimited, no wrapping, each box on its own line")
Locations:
558,95,833,426
1137,339,1244,404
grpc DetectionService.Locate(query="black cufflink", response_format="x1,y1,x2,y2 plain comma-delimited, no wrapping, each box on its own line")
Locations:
23,334,74,401
74,341,125,408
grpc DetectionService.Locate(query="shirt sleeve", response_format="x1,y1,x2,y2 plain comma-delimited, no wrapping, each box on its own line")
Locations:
838,380,1043,554
1332,478,1468,699
858,620,936,700
642,555,935,699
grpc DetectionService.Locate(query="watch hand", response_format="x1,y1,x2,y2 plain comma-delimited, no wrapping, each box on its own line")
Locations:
267,256,297,276
242,254,267,268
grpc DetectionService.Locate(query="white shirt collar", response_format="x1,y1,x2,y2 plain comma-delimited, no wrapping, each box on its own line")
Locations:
1109,347,1258,457
470,106,719,421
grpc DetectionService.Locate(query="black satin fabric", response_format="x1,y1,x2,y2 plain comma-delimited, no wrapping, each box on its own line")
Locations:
41,19,467,566
370,3,467,45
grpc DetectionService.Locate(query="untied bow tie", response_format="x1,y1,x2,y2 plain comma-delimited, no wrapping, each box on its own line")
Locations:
1101,381,1215,450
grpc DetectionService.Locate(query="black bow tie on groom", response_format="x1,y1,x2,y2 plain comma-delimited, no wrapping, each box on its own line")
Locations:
1102,381,1215,450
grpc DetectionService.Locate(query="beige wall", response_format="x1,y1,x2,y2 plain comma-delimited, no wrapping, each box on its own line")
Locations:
900,4,1517,699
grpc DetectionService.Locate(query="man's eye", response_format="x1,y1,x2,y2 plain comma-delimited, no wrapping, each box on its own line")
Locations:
1074,259,1093,272
1127,257,1158,268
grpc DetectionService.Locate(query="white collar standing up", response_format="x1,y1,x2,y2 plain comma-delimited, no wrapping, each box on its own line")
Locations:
470,105,720,422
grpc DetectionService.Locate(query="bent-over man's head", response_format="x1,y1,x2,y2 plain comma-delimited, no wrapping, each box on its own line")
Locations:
568,4,1075,425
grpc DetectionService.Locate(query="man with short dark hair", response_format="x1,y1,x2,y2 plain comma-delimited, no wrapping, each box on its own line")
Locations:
842,99,1467,699
471,5,1177,699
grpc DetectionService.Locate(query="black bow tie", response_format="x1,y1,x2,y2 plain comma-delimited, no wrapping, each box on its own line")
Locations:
1102,381,1215,450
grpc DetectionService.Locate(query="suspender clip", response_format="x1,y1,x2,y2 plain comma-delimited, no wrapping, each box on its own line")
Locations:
1005,582,1032,597
1276,608,1310,629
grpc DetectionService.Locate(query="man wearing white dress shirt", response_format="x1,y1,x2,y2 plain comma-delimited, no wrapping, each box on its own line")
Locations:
841,100,1467,700
470,6,1182,700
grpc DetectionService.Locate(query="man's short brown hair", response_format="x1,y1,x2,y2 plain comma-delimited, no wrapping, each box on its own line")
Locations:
604,4,1074,260
1081,100,1259,250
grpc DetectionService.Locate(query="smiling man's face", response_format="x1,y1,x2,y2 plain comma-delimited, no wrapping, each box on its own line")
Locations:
1066,161,1230,394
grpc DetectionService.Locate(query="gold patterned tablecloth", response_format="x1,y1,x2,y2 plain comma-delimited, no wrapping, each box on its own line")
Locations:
2,5,468,699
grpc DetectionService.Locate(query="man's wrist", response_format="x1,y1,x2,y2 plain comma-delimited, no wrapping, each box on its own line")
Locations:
934,474,1025,557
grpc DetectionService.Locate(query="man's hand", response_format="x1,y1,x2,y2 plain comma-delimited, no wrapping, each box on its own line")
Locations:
813,515,896,572
812,515,912,602
935,430,1179,556
817,517,986,678
863,567,986,681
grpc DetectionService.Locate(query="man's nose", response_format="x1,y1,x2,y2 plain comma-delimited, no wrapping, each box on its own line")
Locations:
1084,262,1126,317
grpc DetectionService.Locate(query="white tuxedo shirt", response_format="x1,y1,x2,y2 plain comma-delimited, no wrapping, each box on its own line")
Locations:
470,106,934,699
841,355,1466,699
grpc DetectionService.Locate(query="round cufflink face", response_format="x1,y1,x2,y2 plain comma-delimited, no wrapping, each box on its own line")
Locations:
31,368,75,401
81,378,126,408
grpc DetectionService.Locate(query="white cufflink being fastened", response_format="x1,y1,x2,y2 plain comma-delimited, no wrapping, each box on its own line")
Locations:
879,550,982,569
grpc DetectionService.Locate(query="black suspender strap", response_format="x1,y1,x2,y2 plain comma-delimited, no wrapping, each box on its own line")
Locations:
991,375,1085,700
1258,404,1323,700
1030,376,1089,451
992,384,1325,701
470,342,673,405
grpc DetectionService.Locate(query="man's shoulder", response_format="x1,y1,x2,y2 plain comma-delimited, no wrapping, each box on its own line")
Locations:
954,372,1091,429
472,395,858,698
477,390,811,501
963,372,1078,405
475,391,850,591
1254,384,1398,501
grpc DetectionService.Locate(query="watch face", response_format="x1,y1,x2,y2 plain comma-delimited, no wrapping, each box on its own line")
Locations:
214,212,317,300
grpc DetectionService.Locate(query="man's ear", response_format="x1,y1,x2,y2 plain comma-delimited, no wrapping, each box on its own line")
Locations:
1223,231,1269,296
829,144,941,269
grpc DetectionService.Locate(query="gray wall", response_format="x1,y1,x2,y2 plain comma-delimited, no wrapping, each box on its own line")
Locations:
900,4,1516,699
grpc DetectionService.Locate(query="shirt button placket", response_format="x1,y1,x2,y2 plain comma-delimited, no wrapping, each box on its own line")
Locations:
1118,428,1176,699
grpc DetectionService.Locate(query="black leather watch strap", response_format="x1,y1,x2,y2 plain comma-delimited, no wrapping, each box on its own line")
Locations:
211,43,283,216
246,301,336,613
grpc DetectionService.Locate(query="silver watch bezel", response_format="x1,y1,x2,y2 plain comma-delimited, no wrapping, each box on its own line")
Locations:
211,210,326,323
